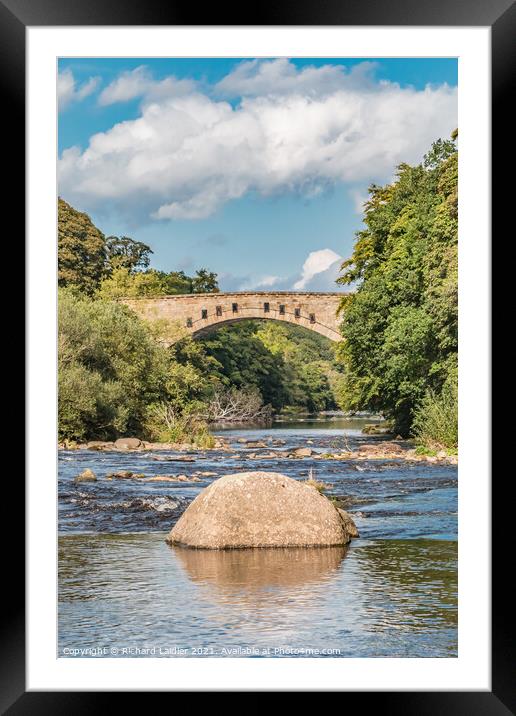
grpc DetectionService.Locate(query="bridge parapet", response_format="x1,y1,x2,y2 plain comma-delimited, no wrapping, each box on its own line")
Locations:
122,291,345,342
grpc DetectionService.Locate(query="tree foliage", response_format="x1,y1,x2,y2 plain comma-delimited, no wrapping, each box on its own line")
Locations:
98,266,220,298
412,367,458,451
201,321,341,414
191,268,219,293
58,199,220,298
58,288,213,441
105,236,153,273
58,198,107,295
336,133,458,437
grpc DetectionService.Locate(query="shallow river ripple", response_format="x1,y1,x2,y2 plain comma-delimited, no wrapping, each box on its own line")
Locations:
58,418,457,658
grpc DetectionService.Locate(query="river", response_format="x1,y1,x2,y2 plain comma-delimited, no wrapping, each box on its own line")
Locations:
58,417,457,658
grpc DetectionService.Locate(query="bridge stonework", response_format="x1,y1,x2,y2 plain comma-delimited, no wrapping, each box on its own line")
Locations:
122,292,345,342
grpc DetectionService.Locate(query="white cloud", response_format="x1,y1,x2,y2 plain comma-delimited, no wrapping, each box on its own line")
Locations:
224,249,344,292
59,60,457,221
98,65,196,106
215,58,377,98
58,69,100,110
254,275,283,288
293,249,342,290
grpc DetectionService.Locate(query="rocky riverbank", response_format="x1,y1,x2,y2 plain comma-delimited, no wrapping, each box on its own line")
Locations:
62,434,457,465
59,436,228,452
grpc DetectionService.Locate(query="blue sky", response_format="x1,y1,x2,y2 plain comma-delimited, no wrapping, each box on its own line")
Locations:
58,57,457,291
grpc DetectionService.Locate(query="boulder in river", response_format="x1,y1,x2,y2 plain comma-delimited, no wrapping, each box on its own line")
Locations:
114,437,142,450
167,471,358,549
74,468,96,483
337,508,360,538
291,447,314,457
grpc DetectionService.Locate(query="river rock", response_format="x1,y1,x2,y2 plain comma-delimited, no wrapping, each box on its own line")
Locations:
358,442,404,456
167,471,357,549
337,508,360,538
105,470,146,480
114,437,142,450
291,447,314,457
151,455,196,462
86,441,114,450
74,468,96,483
145,474,201,482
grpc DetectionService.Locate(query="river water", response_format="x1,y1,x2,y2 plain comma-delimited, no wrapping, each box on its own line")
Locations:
58,418,457,658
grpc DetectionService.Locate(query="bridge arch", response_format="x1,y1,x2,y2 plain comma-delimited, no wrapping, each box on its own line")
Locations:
122,292,345,343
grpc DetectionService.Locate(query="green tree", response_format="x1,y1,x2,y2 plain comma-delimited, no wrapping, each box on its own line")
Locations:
98,268,171,299
58,287,219,442
98,267,220,298
58,198,107,295
336,132,458,437
255,322,338,412
163,271,194,294
105,236,153,273
200,322,287,410
201,321,340,413
192,268,220,293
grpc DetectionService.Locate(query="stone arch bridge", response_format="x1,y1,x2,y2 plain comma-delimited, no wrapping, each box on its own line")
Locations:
122,292,346,342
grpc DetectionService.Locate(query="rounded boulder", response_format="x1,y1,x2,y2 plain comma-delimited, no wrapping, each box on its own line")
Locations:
167,471,357,549
114,437,142,450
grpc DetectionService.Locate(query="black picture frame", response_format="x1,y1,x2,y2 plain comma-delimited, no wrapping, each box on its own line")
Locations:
6,0,509,708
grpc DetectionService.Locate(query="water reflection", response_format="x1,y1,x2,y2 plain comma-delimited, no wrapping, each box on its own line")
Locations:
58,534,457,656
172,544,347,591
169,545,348,637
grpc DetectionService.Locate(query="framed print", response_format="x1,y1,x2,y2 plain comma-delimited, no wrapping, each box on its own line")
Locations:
6,0,511,707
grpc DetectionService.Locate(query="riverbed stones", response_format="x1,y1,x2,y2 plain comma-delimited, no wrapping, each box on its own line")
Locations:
151,455,196,462
86,441,114,450
106,470,146,480
144,474,201,483
167,471,357,549
357,442,405,456
114,437,142,450
291,447,314,457
74,468,96,483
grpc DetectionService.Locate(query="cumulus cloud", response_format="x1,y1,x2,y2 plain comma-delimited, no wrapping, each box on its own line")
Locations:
293,249,342,290
98,65,196,106
223,248,344,292
215,58,377,98
58,69,100,110
239,274,284,290
59,59,457,221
